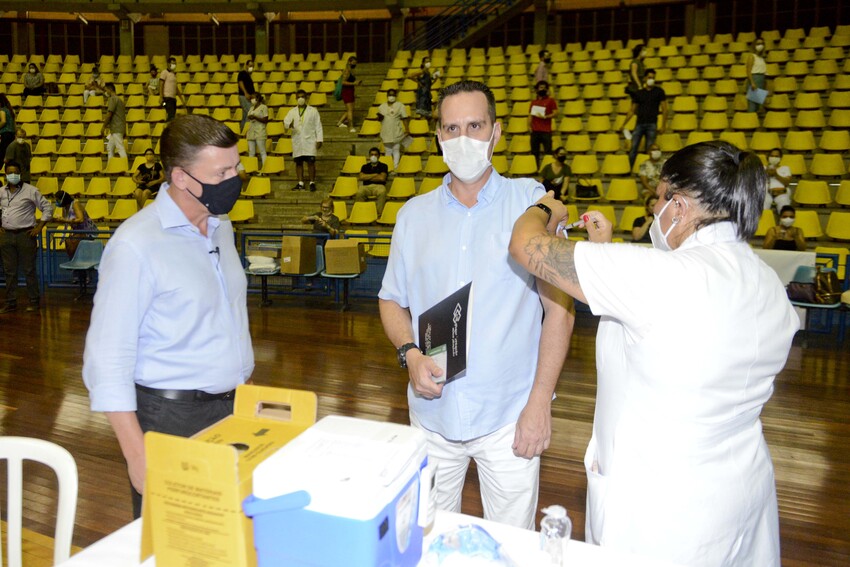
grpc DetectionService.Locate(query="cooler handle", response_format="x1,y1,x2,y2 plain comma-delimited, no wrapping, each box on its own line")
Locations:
242,490,311,518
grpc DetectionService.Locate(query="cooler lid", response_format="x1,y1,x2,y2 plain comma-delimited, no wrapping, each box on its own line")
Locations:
252,416,426,519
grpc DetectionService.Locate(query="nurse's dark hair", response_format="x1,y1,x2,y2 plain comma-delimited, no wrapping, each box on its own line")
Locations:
160,114,238,183
436,80,496,127
660,141,765,240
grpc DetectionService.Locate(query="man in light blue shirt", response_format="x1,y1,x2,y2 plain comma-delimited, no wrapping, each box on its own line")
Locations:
379,81,574,529
83,115,253,518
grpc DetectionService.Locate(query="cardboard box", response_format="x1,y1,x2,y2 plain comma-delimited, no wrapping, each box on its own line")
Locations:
280,236,317,274
141,385,317,567
245,243,280,259
324,239,367,274
243,416,433,567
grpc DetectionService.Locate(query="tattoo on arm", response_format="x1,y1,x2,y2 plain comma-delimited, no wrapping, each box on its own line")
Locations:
525,235,580,287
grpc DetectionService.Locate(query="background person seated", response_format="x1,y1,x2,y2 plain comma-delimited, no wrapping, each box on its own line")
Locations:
357,147,388,215
132,149,165,209
632,194,659,243
764,148,792,214
301,197,341,239
763,205,806,251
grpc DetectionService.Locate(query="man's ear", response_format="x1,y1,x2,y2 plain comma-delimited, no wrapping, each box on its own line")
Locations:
170,168,187,190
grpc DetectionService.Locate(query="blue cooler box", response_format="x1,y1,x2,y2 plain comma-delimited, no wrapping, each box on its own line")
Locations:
243,416,432,567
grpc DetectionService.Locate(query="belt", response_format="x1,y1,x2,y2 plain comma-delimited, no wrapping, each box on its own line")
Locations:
135,383,235,402
2,226,34,234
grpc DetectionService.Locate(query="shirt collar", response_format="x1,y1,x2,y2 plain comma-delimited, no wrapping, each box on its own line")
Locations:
157,182,220,236
440,169,504,209
679,221,739,251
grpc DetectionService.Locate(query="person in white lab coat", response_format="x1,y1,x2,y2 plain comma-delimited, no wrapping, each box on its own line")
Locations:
284,89,323,192
510,141,799,567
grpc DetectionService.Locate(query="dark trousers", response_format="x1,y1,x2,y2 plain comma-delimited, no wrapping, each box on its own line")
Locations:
163,97,177,121
131,388,234,518
530,131,552,169
0,229,39,306
629,122,658,168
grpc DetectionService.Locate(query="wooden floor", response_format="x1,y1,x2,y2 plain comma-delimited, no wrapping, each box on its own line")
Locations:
0,289,848,565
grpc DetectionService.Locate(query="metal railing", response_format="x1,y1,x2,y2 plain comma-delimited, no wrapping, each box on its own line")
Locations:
400,0,517,53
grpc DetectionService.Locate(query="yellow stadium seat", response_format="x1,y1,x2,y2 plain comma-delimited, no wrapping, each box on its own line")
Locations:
508,155,538,177
810,154,846,177
730,112,760,131
340,155,367,175
378,201,404,225
600,154,631,176
347,201,378,225
828,109,850,128
228,200,255,223
656,133,683,153
85,177,111,197
669,113,698,132
672,96,698,113
103,157,130,175
570,154,598,175
718,131,748,150
793,210,823,238
84,199,110,221
508,135,531,154
51,157,77,176
35,176,59,197
819,131,850,152
825,212,850,241
261,156,285,176
793,180,831,207
834,180,850,207
505,116,529,134
387,177,415,200
605,178,639,202
794,92,823,110
242,177,271,198
106,199,139,222
329,177,358,199
418,177,442,195
762,111,793,130
422,155,448,176
59,177,85,196
827,90,850,110
685,131,715,146
783,131,817,153
700,112,729,131
754,209,775,237
618,206,646,232
33,139,57,157
801,75,829,92
686,80,711,97
585,115,611,133
109,177,136,197
592,133,622,153
565,134,591,153
713,79,738,96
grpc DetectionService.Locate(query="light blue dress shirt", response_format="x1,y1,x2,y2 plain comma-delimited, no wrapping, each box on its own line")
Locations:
379,172,546,441
83,184,254,412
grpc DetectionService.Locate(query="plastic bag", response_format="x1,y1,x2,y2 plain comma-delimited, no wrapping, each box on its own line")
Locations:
421,524,517,567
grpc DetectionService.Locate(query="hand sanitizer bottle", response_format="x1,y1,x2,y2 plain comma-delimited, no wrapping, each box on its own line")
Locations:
540,505,571,565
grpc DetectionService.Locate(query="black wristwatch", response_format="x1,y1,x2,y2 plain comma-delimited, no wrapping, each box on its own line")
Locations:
397,343,421,368
528,202,552,223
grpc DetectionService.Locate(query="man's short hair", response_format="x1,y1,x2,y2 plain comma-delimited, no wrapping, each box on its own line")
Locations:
536,80,549,90
5,160,20,172
160,115,239,182
539,49,548,59
368,147,381,155
296,89,307,97
387,89,397,97
644,69,656,79
437,80,497,127
104,82,116,92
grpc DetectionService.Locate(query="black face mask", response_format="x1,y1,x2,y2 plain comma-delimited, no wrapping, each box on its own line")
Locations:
544,57,552,63
184,171,243,215
350,64,357,69
556,155,567,163
538,90,548,97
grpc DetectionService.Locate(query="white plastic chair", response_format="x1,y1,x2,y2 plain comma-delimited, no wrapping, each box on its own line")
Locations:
0,437,78,567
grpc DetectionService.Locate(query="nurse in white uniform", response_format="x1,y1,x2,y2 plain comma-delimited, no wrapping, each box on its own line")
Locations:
509,141,799,567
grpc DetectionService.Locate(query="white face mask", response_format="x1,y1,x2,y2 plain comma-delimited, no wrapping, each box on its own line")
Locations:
649,198,681,251
387,96,396,103
755,44,764,52
297,97,306,106
250,98,257,105
370,155,379,164
424,62,431,69
16,138,25,145
169,64,176,70
780,217,795,227
768,156,781,166
650,150,661,160
247,66,253,72
440,129,496,184
645,78,655,87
